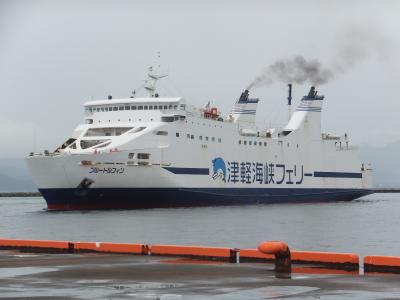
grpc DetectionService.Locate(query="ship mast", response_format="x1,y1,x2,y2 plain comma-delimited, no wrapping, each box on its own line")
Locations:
144,53,168,97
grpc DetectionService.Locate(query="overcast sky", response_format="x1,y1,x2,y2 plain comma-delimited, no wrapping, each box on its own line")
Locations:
1,0,400,158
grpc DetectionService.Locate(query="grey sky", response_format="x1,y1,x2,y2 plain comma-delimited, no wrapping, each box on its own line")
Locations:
1,0,400,159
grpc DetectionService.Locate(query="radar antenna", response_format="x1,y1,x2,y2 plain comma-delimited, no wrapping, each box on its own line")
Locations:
144,52,168,97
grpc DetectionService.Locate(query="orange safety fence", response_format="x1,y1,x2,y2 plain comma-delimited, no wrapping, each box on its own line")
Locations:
292,250,359,265
364,255,400,273
151,244,231,259
0,238,70,249
74,241,148,254
0,238,361,268
97,242,148,254
364,255,400,267
73,241,99,251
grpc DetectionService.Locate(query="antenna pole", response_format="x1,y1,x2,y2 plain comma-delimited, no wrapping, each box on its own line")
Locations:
144,53,168,97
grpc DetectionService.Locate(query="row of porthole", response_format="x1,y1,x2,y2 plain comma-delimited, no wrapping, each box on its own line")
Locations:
187,120,223,129
239,140,268,147
176,133,222,143
239,140,299,148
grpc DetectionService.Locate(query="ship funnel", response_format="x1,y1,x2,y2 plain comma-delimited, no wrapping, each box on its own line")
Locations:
285,86,325,139
307,86,318,98
239,90,250,102
304,86,324,100
229,89,259,125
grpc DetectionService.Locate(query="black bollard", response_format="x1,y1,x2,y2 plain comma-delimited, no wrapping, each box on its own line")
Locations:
274,248,292,279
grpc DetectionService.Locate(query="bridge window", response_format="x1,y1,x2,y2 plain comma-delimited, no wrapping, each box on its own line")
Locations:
138,106,143,110
149,106,153,110
137,153,150,159
244,141,247,145
131,106,136,110
144,106,148,110
249,141,252,145
176,133,179,137
119,106,124,110
174,105,178,109
264,142,267,146
125,106,130,110
113,107,118,111
161,116,175,122
239,140,241,145
211,137,215,142
128,153,135,159
80,139,110,149
199,136,203,140
205,137,209,141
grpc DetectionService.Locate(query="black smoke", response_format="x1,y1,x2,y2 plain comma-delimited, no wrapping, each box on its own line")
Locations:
247,26,393,89
248,56,333,89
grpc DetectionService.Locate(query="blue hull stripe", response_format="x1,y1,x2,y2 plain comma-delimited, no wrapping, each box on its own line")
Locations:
163,167,209,175
314,171,362,178
38,187,373,210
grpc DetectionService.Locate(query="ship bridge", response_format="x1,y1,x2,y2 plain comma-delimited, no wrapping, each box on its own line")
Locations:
83,97,187,124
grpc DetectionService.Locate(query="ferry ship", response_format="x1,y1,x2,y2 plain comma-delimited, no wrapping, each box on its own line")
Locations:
26,65,373,210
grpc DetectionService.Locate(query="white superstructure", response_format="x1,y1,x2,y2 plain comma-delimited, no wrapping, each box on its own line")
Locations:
26,65,373,210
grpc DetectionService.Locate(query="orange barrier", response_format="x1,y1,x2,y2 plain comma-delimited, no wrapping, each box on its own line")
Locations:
364,255,400,273
0,238,70,251
151,244,232,261
291,250,359,269
74,242,148,254
240,248,274,262
73,241,99,252
97,242,148,254
0,238,360,271
0,239,148,255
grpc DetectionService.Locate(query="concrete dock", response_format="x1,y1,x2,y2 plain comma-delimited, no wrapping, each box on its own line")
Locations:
1,250,400,299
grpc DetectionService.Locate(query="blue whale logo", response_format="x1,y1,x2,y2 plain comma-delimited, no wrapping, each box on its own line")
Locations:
212,157,226,182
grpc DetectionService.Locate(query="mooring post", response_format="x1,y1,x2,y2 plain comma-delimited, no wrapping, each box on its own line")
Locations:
229,248,240,263
258,241,291,278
